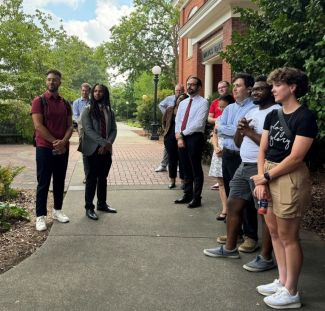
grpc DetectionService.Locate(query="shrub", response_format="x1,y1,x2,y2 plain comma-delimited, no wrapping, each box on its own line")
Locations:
0,165,25,200
0,100,34,143
136,89,173,132
0,202,30,233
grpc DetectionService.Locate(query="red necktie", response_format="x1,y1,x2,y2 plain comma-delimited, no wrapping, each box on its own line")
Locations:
181,98,193,131
100,110,106,138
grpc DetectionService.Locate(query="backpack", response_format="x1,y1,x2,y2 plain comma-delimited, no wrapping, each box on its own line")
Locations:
32,95,71,147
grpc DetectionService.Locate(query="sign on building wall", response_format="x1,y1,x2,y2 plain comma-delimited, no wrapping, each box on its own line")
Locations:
202,41,223,62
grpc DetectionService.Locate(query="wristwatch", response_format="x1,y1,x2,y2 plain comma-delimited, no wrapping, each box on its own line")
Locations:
264,171,271,181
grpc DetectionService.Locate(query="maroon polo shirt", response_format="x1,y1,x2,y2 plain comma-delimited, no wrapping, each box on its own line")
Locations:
31,91,71,149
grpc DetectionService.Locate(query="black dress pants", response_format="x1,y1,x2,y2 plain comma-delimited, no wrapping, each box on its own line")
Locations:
222,148,258,241
178,133,204,200
36,147,69,217
164,133,184,180
85,150,112,209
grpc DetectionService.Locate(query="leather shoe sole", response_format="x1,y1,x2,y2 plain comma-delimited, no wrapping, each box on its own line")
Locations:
174,197,192,204
97,205,117,213
86,209,98,220
187,200,201,208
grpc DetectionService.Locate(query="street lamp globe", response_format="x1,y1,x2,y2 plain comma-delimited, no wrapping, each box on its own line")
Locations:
152,66,161,75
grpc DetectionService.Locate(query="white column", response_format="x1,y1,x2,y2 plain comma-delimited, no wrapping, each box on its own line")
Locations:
204,63,213,98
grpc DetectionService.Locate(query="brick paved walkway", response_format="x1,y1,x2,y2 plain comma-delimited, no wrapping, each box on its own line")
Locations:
0,122,214,189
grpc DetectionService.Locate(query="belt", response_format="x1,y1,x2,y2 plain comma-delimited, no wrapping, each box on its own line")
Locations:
223,148,240,156
243,162,257,167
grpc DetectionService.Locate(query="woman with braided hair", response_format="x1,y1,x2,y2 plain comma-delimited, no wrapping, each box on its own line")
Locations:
80,84,117,220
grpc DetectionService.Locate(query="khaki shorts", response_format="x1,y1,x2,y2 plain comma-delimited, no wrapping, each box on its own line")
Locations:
265,160,311,219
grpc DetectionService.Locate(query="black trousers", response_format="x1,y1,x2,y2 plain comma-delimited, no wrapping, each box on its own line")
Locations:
222,148,258,241
178,132,204,200
164,133,184,180
85,150,112,209
36,147,69,217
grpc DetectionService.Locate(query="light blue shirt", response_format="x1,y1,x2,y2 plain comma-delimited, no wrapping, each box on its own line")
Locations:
175,95,209,136
73,97,89,122
159,95,176,114
218,97,255,151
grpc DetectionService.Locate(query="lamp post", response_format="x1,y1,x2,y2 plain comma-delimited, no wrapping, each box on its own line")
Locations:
150,65,161,140
126,101,129,121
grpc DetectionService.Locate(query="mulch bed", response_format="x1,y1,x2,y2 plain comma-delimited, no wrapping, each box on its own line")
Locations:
0,190,53,274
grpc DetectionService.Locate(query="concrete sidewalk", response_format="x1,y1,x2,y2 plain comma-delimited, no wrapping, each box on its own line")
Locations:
0,123,324,311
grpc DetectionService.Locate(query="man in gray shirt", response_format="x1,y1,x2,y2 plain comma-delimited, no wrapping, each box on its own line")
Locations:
73,83,91,183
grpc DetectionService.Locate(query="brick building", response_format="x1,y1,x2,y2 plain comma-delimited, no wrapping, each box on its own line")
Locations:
173,0,255,97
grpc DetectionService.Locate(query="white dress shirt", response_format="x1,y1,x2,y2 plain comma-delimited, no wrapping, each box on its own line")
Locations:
175,95,209,136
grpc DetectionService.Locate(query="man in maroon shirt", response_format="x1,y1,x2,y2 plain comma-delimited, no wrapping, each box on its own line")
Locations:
208,81,231,125
31,69,73,231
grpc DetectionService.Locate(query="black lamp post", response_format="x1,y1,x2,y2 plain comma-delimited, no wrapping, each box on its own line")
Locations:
126,101,129,121
150,65,161,140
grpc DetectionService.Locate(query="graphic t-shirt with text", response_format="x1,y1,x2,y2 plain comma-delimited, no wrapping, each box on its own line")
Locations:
263,105,318,163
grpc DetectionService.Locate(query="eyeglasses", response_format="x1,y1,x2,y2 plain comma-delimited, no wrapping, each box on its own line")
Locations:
187,83,197,87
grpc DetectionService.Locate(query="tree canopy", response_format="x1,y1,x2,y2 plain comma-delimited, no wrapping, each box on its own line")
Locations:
104,0,179,84
0,0,108,102
220,0,325,137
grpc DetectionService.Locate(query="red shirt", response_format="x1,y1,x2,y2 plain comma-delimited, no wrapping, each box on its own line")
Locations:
31,91,71,149
209,99,222,118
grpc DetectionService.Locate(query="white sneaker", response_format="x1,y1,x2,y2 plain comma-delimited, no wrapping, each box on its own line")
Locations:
53,209,69,223
155,165,167,172
264,287,301,309
36,216,47,231
257,279,284,296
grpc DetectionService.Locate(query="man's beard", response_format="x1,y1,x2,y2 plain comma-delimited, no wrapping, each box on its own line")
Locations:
253,99,262,105
47,85,59,92
187,88,197,96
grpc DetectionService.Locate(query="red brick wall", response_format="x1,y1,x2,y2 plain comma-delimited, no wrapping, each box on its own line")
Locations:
179,0,206,92
181,0,205,26
178,4,248,94
222,17,247,82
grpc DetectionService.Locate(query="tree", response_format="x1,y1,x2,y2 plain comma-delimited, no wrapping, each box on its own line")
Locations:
220,0,325,137
0,0,50,100
0,0,108,102
104,0,179,84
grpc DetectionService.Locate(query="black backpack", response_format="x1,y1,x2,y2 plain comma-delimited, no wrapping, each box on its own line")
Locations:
32,95,71,147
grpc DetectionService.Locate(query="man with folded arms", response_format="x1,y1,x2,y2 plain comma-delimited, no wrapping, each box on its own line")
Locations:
203,76,280,267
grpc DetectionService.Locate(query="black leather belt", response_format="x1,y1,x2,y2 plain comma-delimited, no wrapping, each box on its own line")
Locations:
223,148,240,156
243,162,257,166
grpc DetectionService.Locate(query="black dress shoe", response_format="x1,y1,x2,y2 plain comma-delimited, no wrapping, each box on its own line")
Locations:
86,209,98,220
187,199,201,208
97,204,117,213
168,183,176,189
174,196,192,204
